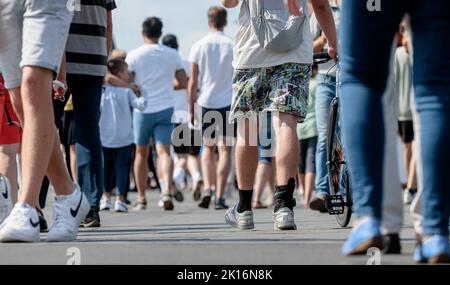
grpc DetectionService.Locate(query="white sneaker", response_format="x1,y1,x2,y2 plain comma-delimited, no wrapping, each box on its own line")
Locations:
100,197,111,211
272,207,297,230
114,200,128,213
0,203,40,242
47,185,90,242
0,175,13,225
225,204,254,230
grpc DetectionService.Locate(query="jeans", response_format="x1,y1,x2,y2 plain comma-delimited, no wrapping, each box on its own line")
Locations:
103,145,133,197
340,0,450,235
68,74,104,210
314,74,336,196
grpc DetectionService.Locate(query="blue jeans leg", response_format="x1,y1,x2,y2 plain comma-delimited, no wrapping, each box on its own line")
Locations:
314,75,336,196
339,0,405,219
410,1,450,236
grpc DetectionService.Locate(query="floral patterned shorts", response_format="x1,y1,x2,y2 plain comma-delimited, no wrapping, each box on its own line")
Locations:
230,63,312,123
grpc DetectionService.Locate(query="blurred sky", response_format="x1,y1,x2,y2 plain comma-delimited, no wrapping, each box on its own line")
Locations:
112,0,239,59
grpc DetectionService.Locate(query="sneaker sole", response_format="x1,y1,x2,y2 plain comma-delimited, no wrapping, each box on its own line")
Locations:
346,236,384,256
274,222,297,231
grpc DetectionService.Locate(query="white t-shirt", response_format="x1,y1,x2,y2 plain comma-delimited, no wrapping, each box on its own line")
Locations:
172,59,190,124
189,32,233,109
233,0,313,69
126,44,183,114
100,85,147,148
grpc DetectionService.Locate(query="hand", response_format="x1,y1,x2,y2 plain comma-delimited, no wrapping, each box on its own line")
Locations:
328,45,338,63
284,0,302,16
53,80,67,101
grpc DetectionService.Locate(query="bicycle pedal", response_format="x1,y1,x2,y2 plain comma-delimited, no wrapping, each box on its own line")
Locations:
326,195,345,215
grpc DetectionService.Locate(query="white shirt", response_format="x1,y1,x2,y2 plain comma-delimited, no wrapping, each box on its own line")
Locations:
233,0,313,69
172,59,190,123
100,85,147,148
126,44,183,114
189,32,234,109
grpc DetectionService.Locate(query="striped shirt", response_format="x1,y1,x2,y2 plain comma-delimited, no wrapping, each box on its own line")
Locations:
66,0,117,77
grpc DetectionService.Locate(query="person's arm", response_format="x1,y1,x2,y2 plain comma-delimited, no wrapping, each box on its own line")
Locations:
221,0,239,8
311,0,338,61
105,73,140,94
106,11,113,55
188,63,199,125
54,54,68,100
173,69,187,91
313,32,327,53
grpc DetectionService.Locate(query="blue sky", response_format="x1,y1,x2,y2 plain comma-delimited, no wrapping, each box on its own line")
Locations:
112,0,239,59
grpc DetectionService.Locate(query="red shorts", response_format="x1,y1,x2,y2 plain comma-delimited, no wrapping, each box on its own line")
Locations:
0,75,21,145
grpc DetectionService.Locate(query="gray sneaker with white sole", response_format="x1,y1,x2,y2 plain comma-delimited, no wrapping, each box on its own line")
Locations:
225,204,254,230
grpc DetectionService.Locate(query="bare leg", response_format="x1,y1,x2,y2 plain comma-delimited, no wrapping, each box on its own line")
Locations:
407,141,417,189
253,162,272,207
155,144,174,196
304,172,316,207
201,142,217,192
235,119,258,190
0,144,20,203
216,144,232,199
12,67,69,206
70,144,77,184
134,144,149,200
272,113,299,186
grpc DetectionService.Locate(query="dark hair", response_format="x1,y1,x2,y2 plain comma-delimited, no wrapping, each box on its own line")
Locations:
162,34,179,50
107,59,127,76
208,6,227,29
143,17,163,39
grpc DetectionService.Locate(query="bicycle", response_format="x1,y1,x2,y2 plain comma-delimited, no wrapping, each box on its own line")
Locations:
313,52,352,228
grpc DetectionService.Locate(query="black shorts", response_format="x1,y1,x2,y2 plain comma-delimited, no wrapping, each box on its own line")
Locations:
299,136,317,174
172,123,202,156
398,121,414,143
201,106,236,139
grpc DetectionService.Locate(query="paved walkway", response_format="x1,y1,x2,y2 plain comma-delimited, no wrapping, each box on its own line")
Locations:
0,190,417,265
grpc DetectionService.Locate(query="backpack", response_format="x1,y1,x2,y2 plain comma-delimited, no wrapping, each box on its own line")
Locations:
246,0,307,52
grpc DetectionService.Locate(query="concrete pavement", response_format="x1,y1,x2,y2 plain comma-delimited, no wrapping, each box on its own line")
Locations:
0,190,417,265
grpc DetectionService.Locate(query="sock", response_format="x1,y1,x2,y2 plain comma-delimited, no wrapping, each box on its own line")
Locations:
173,167,186,185
238,189,253,213
274,178,296,212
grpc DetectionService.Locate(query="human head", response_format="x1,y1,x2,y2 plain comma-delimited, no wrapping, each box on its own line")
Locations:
110,49,127,61
107,59,131,83
207,6,227,31
162,34,179,50
142,17,163,41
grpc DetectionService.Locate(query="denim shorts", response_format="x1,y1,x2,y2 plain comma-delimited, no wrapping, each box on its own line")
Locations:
0,0,73,89
133,108,174,146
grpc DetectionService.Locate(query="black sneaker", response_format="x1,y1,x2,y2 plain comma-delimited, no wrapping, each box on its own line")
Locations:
383,234,402,254
174,190,184,202
215,197,229,210
309,194,328,213
198,195,211,209
80,209,101,228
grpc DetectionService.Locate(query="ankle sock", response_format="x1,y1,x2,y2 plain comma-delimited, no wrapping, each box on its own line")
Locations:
238,189,253,213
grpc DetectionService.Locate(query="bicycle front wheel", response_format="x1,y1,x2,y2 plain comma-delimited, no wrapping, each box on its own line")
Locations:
326,97,352,228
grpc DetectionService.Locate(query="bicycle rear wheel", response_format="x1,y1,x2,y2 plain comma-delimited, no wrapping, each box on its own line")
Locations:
326,97,352,227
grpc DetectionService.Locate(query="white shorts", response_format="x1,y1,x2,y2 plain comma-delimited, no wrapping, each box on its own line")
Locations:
0,0,73,89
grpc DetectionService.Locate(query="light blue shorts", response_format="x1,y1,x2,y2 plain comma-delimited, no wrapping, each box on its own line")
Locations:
0,0,73,89
133,108,174,146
